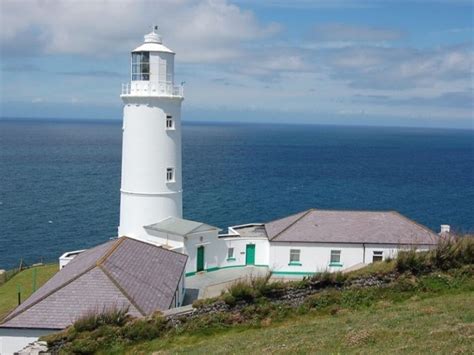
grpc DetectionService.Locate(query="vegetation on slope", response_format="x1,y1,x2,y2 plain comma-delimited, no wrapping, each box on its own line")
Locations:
44,236,474,354
0,263,58,320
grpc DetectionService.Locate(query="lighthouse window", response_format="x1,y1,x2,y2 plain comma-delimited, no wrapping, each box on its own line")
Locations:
166,168,174,182
166,115,174,129
131,51,150,81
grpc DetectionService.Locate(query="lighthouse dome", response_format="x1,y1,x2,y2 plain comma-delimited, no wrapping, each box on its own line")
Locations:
132,26,174,54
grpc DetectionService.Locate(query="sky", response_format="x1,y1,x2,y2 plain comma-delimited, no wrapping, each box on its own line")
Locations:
0,0,472,128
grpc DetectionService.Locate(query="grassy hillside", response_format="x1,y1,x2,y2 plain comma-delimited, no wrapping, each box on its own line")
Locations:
129,292,473,354
42,237,474,354
0,263,58,320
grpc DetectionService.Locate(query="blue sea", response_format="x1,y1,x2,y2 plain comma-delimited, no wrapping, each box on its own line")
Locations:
0,119,473,269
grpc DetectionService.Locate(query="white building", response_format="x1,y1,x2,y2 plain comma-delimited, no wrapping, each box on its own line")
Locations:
182,209,439,277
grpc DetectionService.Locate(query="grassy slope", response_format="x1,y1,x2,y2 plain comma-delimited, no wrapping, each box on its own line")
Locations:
0,263,58,320
129,292,473,354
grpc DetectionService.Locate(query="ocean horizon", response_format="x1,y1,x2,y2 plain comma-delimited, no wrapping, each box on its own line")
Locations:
1,118,473,269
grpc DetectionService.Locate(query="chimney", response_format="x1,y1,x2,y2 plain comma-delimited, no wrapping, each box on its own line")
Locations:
439,224,450,234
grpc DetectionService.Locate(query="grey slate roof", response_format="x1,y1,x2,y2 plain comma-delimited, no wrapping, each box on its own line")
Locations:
144,216,221,236
265,209,439,245
0,237,187,330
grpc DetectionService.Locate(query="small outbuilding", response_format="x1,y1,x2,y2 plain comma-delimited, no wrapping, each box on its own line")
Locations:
0,237,187,355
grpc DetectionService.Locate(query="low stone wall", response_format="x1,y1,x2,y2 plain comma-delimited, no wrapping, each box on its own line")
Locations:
165,272,398,326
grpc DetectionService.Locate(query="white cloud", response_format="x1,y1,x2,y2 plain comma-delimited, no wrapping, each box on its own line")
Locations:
0,0,280,63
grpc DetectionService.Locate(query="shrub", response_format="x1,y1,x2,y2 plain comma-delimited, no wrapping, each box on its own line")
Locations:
306,290,341,310
222,293,236,307
227,279,255,302
396,249,430,274
430,236,474,270
226,273,272,302
121,320,161,341
396,236,474,275
73,305,130,332
68,338,100,354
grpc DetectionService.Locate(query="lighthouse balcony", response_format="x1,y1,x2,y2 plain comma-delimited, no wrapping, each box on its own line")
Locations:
121,81,184,98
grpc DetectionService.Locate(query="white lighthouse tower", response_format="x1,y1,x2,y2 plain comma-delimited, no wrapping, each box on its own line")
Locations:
118,26,184,239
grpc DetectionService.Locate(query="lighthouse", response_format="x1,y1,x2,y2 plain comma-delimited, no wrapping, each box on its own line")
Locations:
118,26,184,239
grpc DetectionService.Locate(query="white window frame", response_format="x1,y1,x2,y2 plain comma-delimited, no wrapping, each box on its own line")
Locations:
330,250,341,264
227,247,234,260
289,249,301,264
372,250,383,262
166,168,174,182
165,114,174,130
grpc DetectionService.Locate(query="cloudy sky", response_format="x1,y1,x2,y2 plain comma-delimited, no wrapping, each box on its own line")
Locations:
0,0,472,128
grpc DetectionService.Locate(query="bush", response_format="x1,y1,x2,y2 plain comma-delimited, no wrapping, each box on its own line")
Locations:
68,338,100,354
74,305,130,332
222,293,236,307
396,236,474,275
306,290,341,310
227,273,272,302
121,319,161,341
227,279,255,302
396,249,430,274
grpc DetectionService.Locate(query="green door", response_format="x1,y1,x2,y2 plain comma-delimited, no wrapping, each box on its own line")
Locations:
197,246,205,272
245,244,255,265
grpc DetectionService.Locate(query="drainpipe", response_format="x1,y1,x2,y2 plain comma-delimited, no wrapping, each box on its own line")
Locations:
362,243,366,264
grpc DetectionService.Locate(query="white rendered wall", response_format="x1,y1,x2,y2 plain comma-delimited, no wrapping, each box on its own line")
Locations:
119,96,183,239
270,243,364,274
184,230,221,274
219,237,270,268
0,328,56,355
270,242,435,275
184,234,269,275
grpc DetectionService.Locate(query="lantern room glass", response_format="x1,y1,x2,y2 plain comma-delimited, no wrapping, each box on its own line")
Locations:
131,52,150,81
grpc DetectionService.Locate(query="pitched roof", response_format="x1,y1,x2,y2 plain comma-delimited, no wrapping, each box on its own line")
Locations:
265,209,439,245
144,216,221,236
0,237,187,330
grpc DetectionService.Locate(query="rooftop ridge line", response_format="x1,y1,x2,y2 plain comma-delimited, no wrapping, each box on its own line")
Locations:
390,211,439,238
96,237,126,266
269,208,314,241
97,264,147,317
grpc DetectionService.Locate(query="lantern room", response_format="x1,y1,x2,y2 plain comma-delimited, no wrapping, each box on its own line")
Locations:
122,26,182,97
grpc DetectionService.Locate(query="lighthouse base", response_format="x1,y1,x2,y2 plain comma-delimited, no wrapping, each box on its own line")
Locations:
118,190,183,239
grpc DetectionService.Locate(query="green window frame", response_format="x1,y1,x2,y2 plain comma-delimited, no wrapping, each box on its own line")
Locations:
289,249,302,266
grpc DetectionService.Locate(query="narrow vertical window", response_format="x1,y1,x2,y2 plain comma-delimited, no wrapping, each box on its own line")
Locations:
289,249,301,264
227,247,235,260
166,168,174,182
166,115,174,129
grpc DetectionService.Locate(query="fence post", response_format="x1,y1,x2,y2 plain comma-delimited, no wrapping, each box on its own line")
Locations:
17,284,21,305
32,268,37,292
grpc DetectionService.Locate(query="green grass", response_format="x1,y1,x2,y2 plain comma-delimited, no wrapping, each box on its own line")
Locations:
126,292,474,354
0,263,58,320
46,268,473,354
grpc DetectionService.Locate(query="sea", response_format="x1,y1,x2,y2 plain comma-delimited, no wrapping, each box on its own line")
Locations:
0,119,473,270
